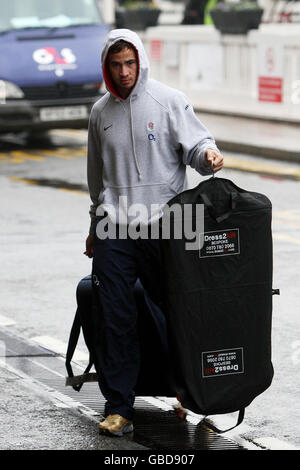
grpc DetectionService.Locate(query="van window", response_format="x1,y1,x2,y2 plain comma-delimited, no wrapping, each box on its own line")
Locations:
0,0,103,32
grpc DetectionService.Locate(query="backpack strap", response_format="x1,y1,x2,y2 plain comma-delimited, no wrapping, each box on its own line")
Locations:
65,307,81,380
65,307,95,392
200,408,245,434
65,370,98,388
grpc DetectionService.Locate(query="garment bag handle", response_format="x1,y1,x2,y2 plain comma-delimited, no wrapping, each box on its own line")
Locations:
200,408,245,434
200,192,237,223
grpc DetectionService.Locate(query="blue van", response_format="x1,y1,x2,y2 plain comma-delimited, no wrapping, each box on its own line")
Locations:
0,0,110,133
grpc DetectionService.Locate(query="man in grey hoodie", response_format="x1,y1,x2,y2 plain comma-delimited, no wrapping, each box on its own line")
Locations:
84,29,223,436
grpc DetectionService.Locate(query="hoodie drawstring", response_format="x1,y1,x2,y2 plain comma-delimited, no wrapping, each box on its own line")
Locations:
129,97,143,181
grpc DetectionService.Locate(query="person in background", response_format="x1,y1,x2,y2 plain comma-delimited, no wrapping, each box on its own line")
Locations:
182,0,209,24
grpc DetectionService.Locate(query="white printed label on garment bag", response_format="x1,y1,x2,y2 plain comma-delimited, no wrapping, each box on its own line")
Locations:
202,348,244,378
199,228,240,258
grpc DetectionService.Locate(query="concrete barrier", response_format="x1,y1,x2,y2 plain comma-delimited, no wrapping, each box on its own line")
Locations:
141,24,300,123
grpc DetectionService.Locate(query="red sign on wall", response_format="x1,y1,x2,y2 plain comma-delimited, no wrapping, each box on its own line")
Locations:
258,43,283,103
258,76,283,103
150,39,162,61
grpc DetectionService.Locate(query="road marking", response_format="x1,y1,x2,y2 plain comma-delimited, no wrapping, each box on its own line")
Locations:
35,149,74,159
0,152,38,164
225,155,300,181
31,335,89,362
9,176,40,186
273,233,300,246
57,187,87,195
0,147,85,163
40,148,85,158
10,150,45,161
30,356,67,378
253,437,299,450
0,315,16,326
54,147,86,156
33,148,85,159
2,154,26,164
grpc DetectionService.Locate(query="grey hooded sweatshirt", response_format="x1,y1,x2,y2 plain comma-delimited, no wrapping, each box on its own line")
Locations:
87,29,219,234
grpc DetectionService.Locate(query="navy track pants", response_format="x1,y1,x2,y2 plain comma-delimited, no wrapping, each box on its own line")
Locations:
92,228,163,420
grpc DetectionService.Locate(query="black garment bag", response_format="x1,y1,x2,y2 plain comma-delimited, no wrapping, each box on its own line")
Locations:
159,177,279,431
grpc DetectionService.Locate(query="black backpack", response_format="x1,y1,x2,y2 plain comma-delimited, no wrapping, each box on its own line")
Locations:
159,176,279,431
65,275,174,397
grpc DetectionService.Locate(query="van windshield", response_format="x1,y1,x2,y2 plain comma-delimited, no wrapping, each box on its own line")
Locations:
0,0,102,32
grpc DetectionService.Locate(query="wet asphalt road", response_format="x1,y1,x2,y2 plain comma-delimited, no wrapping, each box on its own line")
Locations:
0,128,299,450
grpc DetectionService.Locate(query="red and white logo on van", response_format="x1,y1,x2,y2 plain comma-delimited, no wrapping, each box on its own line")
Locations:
33,47,77,76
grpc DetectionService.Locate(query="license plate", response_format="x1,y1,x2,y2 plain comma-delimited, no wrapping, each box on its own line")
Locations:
39,105,88,122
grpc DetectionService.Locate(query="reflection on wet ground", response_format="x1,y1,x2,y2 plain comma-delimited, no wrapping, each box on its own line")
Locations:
9,176,88,192
0,129,86,152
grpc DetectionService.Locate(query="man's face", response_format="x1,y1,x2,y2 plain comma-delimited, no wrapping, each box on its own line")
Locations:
107,47,138,99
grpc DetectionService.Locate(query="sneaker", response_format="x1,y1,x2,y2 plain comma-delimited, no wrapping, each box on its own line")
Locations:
99,414,134,437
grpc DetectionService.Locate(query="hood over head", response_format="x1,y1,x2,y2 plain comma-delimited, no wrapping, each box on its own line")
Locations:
101,29,150,100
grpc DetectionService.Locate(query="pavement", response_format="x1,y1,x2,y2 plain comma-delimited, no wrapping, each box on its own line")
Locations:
195,111,300,165
191,109,300,184
0,363,145,451
190,86,300,165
